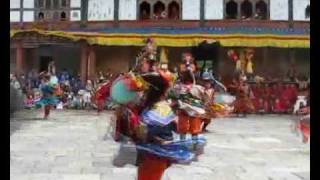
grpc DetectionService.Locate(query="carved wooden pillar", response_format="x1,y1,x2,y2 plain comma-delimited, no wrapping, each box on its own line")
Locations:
16,40,24,76
87,46,96,81
80,42,89,83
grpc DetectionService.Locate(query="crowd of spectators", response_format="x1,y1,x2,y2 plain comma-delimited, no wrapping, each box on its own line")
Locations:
226,74,310,115
10,66,309,115
10,69,119,111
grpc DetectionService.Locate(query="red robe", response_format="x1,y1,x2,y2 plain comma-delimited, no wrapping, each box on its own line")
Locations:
280,88,291,110
289,86,298,105
273,100,284,113
256,99,265,112
263,100,270,113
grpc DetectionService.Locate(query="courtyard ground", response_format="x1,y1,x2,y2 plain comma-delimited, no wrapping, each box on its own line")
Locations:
10,110,310,180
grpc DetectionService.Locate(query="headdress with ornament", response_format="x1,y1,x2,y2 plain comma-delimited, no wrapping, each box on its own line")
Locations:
227,49,239,62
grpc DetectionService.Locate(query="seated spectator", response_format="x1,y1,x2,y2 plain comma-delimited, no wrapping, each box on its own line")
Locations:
289,84,298,106
70,94,82,109
263,99,271,113
272,98,285,114
272,98,284,113
280,84,292,112
24,94,35,109
262,83,272,100
270,83,279,100
255,98,265,114
33,91,41,104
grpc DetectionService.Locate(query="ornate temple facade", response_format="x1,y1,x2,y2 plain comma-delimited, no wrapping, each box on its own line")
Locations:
10,0,309,82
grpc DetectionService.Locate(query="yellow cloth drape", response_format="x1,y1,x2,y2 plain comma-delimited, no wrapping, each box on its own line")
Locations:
10,29,310,48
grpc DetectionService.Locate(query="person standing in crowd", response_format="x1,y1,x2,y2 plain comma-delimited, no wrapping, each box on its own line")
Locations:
83,80,94,109
11,74,22,94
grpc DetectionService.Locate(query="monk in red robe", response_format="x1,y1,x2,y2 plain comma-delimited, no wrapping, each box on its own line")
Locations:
272,98,285,114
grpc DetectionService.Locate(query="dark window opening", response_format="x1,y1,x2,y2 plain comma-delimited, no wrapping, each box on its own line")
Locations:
139,2,151,20
255,0,267,20
226,0,238,19
153,1,166,19
241,0,253,19
38,12,44,20
305,5,310,19
168,1,180,20
45,0,51,9
60,11,66,20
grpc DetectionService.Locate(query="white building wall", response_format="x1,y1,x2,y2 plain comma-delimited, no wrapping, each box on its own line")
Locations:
205,0,223,20
119,0,137,20
23,11,34,22
270,0,289,20
23,0,34,8
10,0,20,9
71,0,81,8
10,11,20,22
182,0,200,20
88,0,114,21
293,0,309,21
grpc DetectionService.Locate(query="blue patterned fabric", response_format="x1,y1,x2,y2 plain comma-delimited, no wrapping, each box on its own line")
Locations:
136,136,207,163
136,142,195,163
141,109,176,127
35,84,59,106
68,27,309,35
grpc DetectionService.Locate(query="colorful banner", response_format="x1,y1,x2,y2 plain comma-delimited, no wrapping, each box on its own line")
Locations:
10,29,310,48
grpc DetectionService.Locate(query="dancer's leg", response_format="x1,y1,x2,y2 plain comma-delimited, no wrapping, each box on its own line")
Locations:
137,153,170,180
44,105,51,119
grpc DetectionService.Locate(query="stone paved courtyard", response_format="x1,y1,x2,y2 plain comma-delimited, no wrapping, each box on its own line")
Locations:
10,110,310,180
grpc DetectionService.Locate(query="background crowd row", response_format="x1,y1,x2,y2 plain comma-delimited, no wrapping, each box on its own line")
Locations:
10,68,310,114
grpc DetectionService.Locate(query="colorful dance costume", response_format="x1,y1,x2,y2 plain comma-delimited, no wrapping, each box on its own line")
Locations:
233,81,255,116
36,79,59,118
104,39,211,180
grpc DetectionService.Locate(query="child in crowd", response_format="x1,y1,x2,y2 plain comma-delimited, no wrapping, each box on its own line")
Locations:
33,91,41,105
70,94,82,109
24,94,35,109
